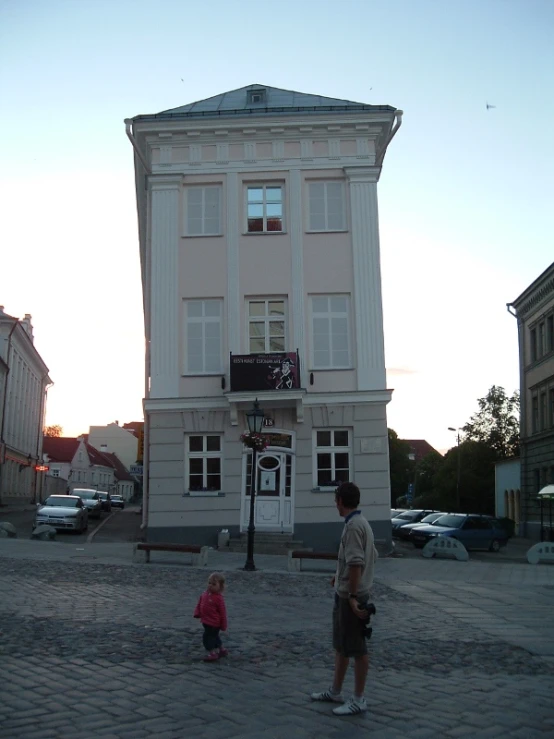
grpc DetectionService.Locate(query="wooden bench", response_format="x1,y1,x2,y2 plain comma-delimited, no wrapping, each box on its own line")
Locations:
133,542,209,566
288,550,337,572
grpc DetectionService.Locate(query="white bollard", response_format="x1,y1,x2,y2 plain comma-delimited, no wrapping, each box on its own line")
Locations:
422,535,469,561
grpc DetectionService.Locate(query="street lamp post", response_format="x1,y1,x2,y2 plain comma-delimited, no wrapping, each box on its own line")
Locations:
244,399,265,572
448,427,461,511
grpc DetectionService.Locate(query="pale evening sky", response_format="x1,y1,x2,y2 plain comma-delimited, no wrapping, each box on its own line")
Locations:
1,0,552,453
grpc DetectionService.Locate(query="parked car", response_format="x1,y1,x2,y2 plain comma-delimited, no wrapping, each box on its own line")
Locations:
96,491,112,513
391,509,437,538
72,488,102,519
110,494,125,509
391,509,406,518
35,495,88,533
396,511,447,541
409,513,510,552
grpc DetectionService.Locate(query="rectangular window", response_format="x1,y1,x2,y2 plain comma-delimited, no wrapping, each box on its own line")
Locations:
185,186,221,236
186,435,222,493
532,395,539,434
248,299,286,353
308,182,345,231
314,429,351,488
547,315,554,353
247,185,283,232
311,295,351,369
538,322,546,358
549,389,554,428
530,328,537,362
184,300,222,374
540,392,547,431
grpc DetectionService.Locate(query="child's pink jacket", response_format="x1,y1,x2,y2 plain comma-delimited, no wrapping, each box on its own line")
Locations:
194,590,228,630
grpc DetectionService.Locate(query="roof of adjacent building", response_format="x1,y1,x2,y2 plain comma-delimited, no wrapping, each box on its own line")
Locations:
133,84,396,121
101,452,134,482
122,421,143,438
42,437,116,468
403,439,440,461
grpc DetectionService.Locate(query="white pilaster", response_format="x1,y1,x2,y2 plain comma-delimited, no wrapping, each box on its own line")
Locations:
345,167,386,390
226,172,240,354
150,176,181,398
289,169,305,380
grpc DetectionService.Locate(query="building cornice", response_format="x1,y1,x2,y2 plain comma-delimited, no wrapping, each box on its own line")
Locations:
510,262,554,318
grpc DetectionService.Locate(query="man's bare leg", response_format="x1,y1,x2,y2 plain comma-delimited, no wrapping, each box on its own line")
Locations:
332,651,350,694
353,654,369,697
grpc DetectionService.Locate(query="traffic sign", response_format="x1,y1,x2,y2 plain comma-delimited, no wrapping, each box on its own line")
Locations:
407,483,414,504
130,465,143,476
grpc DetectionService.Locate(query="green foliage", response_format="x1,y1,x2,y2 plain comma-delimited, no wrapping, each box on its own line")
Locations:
462,385,520,459
388,429,414,504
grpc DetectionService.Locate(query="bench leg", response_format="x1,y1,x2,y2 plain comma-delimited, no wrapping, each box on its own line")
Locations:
133,546,148,564
192,546,209,567
287,551,301,572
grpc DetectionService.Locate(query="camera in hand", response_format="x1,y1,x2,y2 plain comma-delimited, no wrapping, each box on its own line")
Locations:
357,600,376,639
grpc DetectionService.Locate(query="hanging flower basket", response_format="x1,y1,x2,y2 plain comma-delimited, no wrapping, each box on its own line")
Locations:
240,432,269,452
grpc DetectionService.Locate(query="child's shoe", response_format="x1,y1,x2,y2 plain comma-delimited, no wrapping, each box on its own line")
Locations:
204,651,219,662
219,647,228,657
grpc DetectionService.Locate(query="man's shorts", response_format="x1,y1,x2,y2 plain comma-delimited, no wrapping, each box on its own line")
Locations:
332,594,368,658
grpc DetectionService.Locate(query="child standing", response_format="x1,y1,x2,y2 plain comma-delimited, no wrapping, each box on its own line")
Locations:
193,572,228,662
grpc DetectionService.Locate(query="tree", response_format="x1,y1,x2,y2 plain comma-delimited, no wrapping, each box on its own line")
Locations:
44,425,63,437
388,429,414,504
462,385,520,459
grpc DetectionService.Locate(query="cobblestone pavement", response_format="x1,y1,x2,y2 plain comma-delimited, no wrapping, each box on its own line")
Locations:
1,551,554,738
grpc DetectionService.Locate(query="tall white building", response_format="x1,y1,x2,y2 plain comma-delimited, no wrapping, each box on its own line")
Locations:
0,308,52,505
127,84,402,550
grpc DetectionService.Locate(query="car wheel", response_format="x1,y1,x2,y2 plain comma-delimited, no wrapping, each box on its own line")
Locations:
489,539,501,553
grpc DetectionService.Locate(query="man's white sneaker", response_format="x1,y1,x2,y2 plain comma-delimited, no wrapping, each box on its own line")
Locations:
310,689,344,703
332,696,368,715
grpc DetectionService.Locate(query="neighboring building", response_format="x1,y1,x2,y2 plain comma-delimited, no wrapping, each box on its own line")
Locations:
102,452,136,501
0,308,52,505
42,436,116,494
88,422,139,470
508,261,554,539
403,439,440,463
494,457,521,533
127,84,402,549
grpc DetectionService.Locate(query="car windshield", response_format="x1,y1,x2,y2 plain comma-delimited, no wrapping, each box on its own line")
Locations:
395,511,420,521
75,491,96,499
420,513,443,524
112,496,122,501
432,514,465,528
97,493,108,499
45,497,78,507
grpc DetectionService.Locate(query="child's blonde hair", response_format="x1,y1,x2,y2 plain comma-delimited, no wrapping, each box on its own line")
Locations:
208,571,226,590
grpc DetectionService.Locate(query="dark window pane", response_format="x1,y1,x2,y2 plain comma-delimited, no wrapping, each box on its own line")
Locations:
267,217,283,232
189,436,203,452
206,436,220,452
207,474,221,490
334,453,349,469
189,475,203,490
334,431,349,447
189,459,203,475
334,469,349,483
206,458,221,474
317,453,332,470
318,470,336,486
317,431,331,447
248,218,263,232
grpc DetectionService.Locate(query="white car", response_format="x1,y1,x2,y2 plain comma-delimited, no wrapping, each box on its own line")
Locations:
35,495,89,533
72,488,102,519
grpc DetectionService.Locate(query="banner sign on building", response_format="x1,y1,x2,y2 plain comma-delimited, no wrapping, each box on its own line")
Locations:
230,352,300,392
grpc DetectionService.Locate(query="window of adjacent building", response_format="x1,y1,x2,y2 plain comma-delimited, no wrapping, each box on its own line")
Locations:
314,429,351,488
532,395,539,433
185,186,221,236
550,389,554,428
247,89,267,105
248,299,286,353
538,322,546,358
51,469,60,478
184,300,222,374
308,182,346,231
311,295,351,369
540,392,547,430
530,328,537,363
246,185,283,232
547,315,554,353
186,435,222,493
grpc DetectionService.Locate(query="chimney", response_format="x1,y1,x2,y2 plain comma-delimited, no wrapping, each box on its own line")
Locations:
20,313,34,341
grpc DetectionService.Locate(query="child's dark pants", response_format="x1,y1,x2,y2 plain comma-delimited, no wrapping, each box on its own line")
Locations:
202,624,221,651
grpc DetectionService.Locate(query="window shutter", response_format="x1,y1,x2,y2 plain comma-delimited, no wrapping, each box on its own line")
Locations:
309,183,326,231
187,188,204,235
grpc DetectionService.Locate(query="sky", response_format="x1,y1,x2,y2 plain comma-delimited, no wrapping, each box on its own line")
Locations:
1,0,553,453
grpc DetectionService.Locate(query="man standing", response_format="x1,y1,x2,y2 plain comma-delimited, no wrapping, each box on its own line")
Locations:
311,481,377,716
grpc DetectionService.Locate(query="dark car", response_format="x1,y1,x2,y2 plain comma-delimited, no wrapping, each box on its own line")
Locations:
391,508,406,518
110,494,125,509
409,513,510,552
96,491,112,513
391,509,437,538
396,511,447,541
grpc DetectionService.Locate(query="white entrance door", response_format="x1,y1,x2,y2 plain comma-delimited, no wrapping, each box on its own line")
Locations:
241,451,294,532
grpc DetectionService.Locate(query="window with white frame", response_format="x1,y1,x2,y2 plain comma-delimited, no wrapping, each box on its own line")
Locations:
308,182,345,231
248,299,286,353
246,185,284,232
311,295,351,369
51,469,60,478
314,429,351,488
186,435,222,493
185,186,221,236
184,300,222,374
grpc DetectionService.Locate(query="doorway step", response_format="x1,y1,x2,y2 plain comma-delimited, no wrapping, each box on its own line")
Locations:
227,532,306,555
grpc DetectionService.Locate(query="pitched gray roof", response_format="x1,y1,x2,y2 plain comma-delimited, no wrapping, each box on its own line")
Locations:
133,84,395,121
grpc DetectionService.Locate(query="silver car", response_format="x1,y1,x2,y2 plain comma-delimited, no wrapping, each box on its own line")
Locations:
35,495,89,533
72,488,103,519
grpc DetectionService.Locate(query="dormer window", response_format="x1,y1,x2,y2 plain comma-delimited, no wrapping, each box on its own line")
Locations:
247,89,266,105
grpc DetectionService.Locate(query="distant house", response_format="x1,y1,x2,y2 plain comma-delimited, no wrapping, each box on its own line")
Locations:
402,439,440,463
88,422,139,470
42,437,116,494
101,452,135,502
